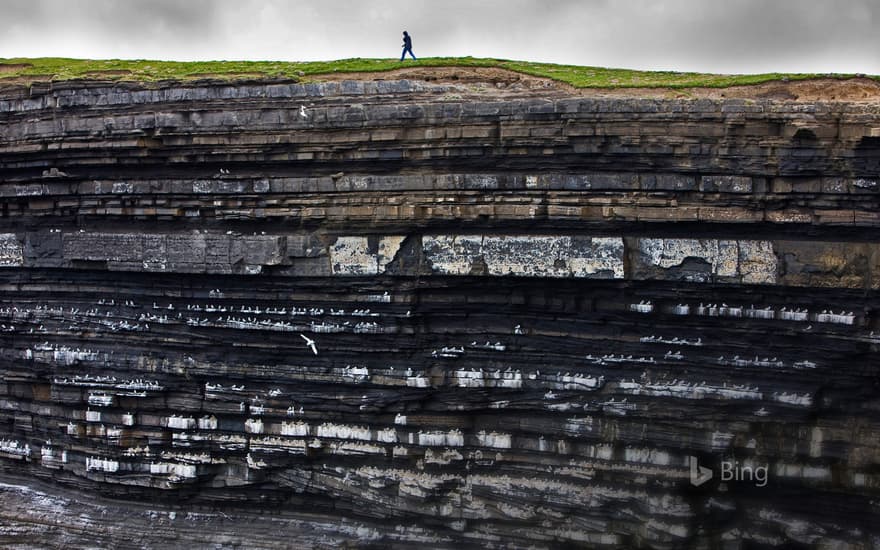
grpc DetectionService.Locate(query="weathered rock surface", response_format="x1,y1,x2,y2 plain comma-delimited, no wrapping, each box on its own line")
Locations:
0,76,878,549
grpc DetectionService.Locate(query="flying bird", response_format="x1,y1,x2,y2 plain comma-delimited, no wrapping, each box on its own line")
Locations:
300,333,318,355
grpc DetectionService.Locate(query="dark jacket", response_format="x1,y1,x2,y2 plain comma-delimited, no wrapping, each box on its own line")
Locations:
403,34,412,49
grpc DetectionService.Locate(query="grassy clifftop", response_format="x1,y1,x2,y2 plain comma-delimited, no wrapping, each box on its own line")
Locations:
1,56,874,89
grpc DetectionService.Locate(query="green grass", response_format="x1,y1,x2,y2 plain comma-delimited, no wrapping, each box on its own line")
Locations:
0,56,876,89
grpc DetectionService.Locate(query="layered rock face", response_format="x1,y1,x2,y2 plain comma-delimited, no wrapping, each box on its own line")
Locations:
0,76,878,549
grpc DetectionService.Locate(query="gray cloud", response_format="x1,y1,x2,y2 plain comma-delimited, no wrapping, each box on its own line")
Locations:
600,0,879,73
0,0,877,74
1,0,224,59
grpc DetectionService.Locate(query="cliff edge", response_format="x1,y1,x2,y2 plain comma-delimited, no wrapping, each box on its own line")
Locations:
0,71,878,548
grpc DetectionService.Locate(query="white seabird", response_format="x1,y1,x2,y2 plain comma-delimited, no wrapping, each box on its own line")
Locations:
300,333,318,355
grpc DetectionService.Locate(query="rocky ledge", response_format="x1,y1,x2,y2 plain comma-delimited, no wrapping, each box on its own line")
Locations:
0,75,878,549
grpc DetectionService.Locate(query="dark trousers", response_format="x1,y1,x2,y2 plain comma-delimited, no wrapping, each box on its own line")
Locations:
400,47,416,61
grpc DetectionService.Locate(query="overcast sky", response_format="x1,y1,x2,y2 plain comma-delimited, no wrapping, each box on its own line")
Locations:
2,0,878,74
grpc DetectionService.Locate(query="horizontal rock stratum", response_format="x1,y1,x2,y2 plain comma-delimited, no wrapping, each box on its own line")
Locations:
0,74,878,549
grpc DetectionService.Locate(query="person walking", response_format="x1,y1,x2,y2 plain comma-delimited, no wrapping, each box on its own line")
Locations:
400,31,416,61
